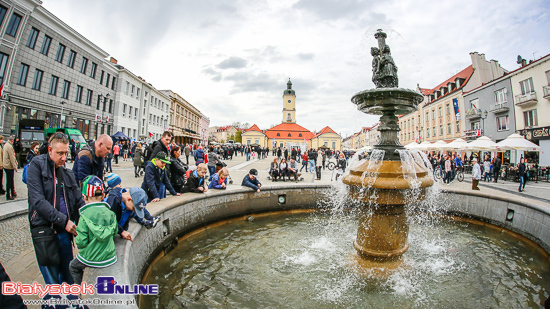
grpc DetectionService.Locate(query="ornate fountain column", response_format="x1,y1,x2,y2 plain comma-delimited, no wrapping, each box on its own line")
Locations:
343,30,433,265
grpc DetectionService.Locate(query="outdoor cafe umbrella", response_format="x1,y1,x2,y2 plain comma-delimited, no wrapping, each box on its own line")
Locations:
444,138,468,150
429,140,449,151
415,141,433,151
496,133,541,152
404,141,419,149
463,136,498,151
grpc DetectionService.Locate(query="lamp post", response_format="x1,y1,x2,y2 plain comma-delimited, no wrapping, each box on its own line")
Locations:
481,110,488,136
60,101,66,127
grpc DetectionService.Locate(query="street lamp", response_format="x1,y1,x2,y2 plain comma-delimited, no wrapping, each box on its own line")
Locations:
481,110,488,136
60,101,66,127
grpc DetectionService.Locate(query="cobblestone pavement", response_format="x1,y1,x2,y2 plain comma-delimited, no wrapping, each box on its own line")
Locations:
0,215,32,262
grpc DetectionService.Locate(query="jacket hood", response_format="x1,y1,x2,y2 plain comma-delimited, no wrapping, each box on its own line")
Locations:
79,202,116,242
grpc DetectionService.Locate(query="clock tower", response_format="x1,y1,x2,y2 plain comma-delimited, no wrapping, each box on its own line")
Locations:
282,78,296,123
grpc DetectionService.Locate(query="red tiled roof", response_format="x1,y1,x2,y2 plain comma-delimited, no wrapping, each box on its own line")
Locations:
419,88,433,95
313,126,339,138
424,65,474,106
265,123,315,140
243,124,262,133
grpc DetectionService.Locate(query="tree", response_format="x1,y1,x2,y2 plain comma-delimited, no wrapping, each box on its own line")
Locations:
232,122,242,129
242,122,250,129
235,131,242,143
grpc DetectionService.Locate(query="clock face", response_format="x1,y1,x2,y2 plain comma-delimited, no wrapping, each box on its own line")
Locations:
287,100,291,103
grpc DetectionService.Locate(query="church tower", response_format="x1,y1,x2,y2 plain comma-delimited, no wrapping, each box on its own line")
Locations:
282,78,296,123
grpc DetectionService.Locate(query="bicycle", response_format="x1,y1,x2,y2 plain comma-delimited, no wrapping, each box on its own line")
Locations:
326,161,336,170
456,166,464,182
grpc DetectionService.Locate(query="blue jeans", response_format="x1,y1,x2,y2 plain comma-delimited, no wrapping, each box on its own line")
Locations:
38,232,74,285
308,160,315,172
105,158,112,172
133,208,153,224
519,176,525,191
208,165,216,177
246,153,250,161
300,161,308,172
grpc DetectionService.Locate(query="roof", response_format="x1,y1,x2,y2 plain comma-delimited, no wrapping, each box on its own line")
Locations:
265,123,315,140
424,65,474,106
243,124,264,134
313,126,339,138
419,88,433,95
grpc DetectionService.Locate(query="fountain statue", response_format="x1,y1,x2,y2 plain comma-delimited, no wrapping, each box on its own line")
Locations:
343,29,434,268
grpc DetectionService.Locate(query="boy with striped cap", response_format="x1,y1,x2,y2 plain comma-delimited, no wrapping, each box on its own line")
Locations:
69,175,118,285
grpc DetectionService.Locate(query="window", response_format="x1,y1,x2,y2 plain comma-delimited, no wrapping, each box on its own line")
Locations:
438,107,442,117
75,85,83,103
277,133,280,137
96,95,101,110
456,122,460,133
494,88,507,104
523,110,538,127
26,27,39,49
471,122,480,130
32,69,43,90
288,133,291,137
426,129,430,138
40,35,52,55
131,84,135,97
470,98,478,109
90,62,97,78
496,115,509,131
425,111,429,123
519,78,534,95
55,44,66,63
299,133,302,137
136,88,140,100
446,104,450,115
67,50,76,68
128,106,132,119
431,110,435,120
149,114,152,124
16,63,29,86
432,127,436,136
86,89,93,106
134,108,137,120
0,6,7,27
447,123,451,134
80,57,88,74
111,77,116,90
61,80,70,99
546,70,550,84
49,75,58,95
108,100,113,113
122,104,127,117
105,73,110,88
5,13,22,37
99,70,104,84
255,139,260,144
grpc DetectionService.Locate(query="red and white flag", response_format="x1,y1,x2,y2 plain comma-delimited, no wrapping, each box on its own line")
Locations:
476,129,482,137
0,83,4,97
105,115,110,122
95,115,101,122
149,132,154,138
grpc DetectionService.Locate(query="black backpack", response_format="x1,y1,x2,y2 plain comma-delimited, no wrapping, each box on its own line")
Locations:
143,141,158,162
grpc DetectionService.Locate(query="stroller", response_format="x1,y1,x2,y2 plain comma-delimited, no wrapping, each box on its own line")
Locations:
215,160,233,184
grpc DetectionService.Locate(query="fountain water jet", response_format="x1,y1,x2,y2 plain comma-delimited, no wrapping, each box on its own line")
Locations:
343,29,434,267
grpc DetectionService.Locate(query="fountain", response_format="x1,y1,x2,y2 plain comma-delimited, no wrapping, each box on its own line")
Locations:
343,29,433,268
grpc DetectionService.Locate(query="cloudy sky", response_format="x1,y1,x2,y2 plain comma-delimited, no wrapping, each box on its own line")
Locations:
44,0,550,137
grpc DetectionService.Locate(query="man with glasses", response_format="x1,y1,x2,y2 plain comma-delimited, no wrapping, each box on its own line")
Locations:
27,133,85,284
73,134,113,185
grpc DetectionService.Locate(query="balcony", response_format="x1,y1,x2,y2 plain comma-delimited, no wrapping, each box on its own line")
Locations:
515,91,537,107
464,129,482,141
544,85,550,99
465,108,482,119
489,101,510,114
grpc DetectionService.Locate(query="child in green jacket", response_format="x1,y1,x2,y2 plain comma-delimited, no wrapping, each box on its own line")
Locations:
69,175,118,285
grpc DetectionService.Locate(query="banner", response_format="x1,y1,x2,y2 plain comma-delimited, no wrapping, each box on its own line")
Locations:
453,98,461,121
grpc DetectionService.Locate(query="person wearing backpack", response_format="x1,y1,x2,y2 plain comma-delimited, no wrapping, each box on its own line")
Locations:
73,134,112,186
149,131,172,163
194,146,206,166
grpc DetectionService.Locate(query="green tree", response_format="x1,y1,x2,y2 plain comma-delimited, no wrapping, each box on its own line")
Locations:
235,131,242,143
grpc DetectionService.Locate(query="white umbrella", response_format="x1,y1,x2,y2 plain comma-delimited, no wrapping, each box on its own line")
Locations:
416,141,433,151
444,138,468,150
429,140,449,150
496,134,540,152
404,141,419,149
463,136,498,151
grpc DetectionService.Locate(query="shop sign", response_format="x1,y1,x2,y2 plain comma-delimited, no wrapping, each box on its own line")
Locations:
520,126,550,140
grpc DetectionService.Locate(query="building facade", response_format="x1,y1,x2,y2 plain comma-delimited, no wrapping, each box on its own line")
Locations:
161,89,201,145
241,124,268,147
511,54,550,165
1,1,117,140
199,113,209,146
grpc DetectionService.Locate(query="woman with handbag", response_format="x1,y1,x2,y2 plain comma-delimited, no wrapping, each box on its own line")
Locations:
170,146,188,193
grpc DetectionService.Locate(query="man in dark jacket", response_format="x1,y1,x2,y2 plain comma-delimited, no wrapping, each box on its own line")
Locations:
149,131,172,162
27,133,85,284
242,168,262,193
73,134,112,185
494,156,502,183
141,152,180,202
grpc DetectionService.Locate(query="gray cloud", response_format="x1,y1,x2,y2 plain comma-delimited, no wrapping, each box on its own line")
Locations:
293,0,368,20
217,57,248,69
297,53,314,61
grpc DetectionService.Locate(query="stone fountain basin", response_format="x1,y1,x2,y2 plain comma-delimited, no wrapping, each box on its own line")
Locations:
82,185,550,308
352,88,423,115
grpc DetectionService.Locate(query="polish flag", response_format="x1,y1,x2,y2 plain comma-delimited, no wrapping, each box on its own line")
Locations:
0,83,4,97
149,132,154,138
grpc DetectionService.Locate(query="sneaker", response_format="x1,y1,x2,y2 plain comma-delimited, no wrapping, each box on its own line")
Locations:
151,216,161,228
143,220,154,229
